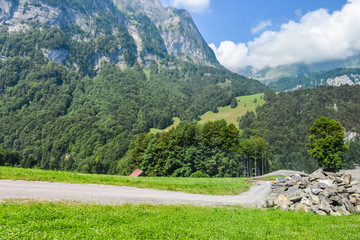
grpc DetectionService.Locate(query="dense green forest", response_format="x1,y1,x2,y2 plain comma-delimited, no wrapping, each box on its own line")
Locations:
239,85,360,173
119,120,268,177
269,68,360,91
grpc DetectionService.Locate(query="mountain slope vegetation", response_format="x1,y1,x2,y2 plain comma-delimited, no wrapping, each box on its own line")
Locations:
239,85,360,173
0,0,267,174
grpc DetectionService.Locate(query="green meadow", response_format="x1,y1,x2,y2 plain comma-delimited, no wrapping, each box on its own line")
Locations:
1,202,359,240
0,167,252,195
151,93,265,133
198,93,265,127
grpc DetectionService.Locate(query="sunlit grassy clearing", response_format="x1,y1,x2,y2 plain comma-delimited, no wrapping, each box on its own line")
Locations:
0,166,252,195
198,93,265,127
1,202,359,240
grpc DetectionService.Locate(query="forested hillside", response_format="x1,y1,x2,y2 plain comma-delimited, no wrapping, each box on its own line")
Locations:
239,85,360,173
0,0,267,176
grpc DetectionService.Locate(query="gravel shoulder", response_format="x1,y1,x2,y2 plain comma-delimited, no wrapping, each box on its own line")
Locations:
0,180,271,206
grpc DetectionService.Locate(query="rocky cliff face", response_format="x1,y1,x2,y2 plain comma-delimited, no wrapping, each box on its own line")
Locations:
113,0,218,66
0,0,218,68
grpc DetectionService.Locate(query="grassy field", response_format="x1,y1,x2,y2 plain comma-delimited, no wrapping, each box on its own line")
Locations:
198,93,265,127
1,202,359,239
150,93,265,133
0,167,252,195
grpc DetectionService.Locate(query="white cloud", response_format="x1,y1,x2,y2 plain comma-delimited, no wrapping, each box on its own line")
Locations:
210,0,360,71
170,0,210,13
251,20,272,34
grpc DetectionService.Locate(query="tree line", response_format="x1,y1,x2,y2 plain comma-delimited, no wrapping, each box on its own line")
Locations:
239,85,360,173
118,120,269,177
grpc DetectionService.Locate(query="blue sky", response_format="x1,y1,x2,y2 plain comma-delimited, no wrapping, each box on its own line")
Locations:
159,0,360,72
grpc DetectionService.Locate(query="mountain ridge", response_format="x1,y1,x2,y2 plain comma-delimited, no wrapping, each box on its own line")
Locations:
0,0,219,68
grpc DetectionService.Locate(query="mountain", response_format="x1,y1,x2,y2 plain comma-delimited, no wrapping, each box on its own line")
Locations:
0,0,218,69
269,68,360,92
241,55,360,84
0,0,267,174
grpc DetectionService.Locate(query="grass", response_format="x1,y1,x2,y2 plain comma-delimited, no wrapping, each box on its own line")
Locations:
0,202,359,239
251,175,286,182
149,93,265,133
0,166,252,195
198,93,265,127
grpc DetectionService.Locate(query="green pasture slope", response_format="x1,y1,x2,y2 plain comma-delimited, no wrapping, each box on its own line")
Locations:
1,202,359,239
199,93,265,127
0,167,252,195
151,93,265,132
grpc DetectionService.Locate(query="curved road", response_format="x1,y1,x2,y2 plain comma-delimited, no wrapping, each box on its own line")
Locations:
0,180,271,206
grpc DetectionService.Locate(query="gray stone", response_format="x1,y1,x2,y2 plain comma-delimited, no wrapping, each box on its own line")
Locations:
350,180,359,186
355,205,360,213
343,175,352,185
322,189,336,198
276,177,287,183
304,188,312,194
298,180,307,189
289,196,303,203
292,175,303,181
319,196,333,213
342,198,356,213
335,177,344,184
311,205,320,212
299,173,310,177
311,189,323,195
319,180,333,189
347,188,360,194
310,169,326,179
330,211,342,216
286,186,302,198
295,203,311,212
337,187,346,193
262,199,272,208
329,195,342,204
278,194,290,211
349,194,359,204
316,210,328,216
309,194,321,205
300,197,312,206
324,172,337,178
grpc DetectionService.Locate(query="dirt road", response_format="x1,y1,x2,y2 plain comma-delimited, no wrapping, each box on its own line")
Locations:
0,180,271,206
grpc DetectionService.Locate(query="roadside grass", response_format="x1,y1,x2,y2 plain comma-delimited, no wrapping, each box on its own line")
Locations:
251,175,285,182
0,167,252,195
198,93,265,127
1,202,359,239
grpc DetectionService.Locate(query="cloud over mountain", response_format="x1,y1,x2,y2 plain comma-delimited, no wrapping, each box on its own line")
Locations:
210,0,360,72
162,0,210,13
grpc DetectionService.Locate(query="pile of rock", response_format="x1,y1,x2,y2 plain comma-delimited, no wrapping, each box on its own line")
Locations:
264,169,360,216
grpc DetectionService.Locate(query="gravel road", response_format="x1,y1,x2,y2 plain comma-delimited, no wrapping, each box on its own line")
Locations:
0,180,271,206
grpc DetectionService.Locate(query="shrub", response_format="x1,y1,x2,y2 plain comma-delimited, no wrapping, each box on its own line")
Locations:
190,171,210,178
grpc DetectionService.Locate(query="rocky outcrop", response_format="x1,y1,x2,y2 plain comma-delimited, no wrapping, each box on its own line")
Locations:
326,74,360,86
265,169,360,216
113,0,219,66
1,0,218,68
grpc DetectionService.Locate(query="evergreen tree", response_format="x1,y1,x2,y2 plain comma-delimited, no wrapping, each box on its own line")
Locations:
231,97,238,109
